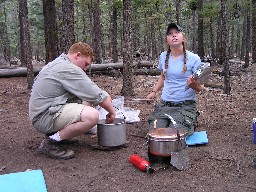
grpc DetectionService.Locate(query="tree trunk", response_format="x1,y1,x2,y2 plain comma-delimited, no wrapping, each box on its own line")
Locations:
221,0,230,95
197,0,204,59
43,0,58,63
0,22,10,63
235,26,241,58
164,1,172,23
108,0,113,59
151,20,157,61
87,0,93,44
251,0,256,63
112,2,118,63
175,0,181,25
19,0,33,89
92,0,102,64
229,24,234,59
191,9,197,53
216,14,222,62
240,13,247,61
0,5,10,63
121,0,134,96
60,0,75,54
208,17,214,59
146,16,151,61
132,14,139,53
243,9,251,68
81,2,87,43
157,17,164,52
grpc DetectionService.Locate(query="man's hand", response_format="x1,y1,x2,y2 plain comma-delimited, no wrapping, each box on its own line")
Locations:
105,112,116,124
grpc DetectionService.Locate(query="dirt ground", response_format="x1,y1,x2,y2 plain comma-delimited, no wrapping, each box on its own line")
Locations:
0,62,256,192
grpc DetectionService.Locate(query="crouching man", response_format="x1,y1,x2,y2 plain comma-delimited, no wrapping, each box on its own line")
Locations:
29,42,116,160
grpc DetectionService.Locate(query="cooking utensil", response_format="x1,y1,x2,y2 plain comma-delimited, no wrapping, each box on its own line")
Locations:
164,114,189,170
185,62,211,91
147,128,187,156
97,118,126,147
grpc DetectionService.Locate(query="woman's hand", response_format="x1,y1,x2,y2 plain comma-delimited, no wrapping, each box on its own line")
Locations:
146,91,156,100
187,75,196,87
187,76,204,92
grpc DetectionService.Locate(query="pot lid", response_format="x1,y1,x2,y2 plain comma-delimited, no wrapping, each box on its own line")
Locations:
148,128,186,139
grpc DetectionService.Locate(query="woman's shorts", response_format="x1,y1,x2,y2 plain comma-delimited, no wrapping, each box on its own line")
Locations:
148,100,199,136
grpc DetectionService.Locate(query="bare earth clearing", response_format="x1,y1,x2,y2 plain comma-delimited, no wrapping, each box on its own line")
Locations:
0,62,256,192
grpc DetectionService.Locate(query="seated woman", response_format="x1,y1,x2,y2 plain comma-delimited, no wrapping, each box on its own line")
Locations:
146,23,204,136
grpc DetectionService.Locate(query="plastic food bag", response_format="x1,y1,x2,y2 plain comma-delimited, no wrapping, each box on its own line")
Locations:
97,96,140,123
124,107,140,123
86,97,140,134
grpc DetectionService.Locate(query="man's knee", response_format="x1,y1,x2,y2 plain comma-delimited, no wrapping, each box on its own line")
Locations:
81,106,99,125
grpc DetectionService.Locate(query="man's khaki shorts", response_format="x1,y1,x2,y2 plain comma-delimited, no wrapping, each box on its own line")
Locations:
52,103,85,132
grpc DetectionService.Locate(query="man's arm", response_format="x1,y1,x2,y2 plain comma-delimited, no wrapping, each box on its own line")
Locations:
98,95,116,123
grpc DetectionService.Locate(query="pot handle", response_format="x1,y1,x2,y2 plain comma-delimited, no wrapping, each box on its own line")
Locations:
164,114,180,142
114,106,126,120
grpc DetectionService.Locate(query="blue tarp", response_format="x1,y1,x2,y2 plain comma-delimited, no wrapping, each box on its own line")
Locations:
0,169,47,192
186,131,208,145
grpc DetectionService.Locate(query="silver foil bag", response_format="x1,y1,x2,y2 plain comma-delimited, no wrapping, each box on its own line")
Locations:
185,62,211,91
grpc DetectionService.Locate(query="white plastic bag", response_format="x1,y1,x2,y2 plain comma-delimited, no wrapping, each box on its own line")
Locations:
97,96,140,123
86,96,140,134
123,107,140,123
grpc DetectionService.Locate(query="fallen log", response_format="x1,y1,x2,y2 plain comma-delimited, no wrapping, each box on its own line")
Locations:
134,68,160,76
0,66,223,89
92,68,161,76
0,61,157,78
0,67,42,78
137,60,157,68
204,82,223,89
89,60,154,70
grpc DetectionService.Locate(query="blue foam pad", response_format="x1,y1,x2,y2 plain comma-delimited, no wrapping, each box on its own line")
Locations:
186,131,208,145
0,169,47,192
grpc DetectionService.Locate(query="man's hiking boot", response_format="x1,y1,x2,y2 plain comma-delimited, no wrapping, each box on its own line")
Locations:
38,139,75,160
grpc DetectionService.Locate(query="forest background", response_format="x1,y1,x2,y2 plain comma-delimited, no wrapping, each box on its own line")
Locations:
0,1,256,191
0,0,255,94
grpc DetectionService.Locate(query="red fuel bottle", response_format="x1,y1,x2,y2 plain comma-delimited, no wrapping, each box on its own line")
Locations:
129,154,154,173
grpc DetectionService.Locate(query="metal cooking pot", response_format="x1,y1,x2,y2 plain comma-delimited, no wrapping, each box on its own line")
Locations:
97,118,126,147
147,128,187,157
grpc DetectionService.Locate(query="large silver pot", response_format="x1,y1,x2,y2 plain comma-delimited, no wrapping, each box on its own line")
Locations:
147,128,187,157
97,118,126,147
